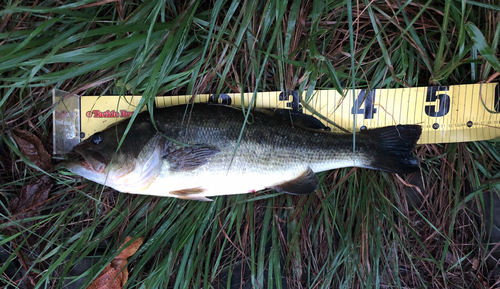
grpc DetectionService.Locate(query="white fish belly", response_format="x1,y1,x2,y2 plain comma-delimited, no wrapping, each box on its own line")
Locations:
143,166,304,198
138,156,366,199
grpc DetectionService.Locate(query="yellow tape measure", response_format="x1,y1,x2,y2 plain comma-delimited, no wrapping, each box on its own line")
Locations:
76,83,500,145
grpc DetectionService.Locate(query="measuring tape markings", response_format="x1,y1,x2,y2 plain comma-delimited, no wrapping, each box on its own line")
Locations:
74,83,500,144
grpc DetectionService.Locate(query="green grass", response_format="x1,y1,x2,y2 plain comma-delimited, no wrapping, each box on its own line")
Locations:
1,0,500,288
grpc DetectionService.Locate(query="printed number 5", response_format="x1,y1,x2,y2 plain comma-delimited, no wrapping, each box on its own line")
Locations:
425,86,450,117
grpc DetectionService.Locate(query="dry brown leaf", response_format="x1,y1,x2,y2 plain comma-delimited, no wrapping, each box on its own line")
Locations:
87,236,144,289
9,175,52,219
12,130,52,171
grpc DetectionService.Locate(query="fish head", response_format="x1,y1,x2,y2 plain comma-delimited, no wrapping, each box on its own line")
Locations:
67,118,165,193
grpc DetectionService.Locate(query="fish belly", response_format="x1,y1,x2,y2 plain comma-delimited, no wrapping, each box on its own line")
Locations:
140,155,363,199
143,165,303,198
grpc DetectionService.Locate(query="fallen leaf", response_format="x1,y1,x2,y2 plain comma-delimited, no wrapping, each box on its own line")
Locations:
12,130,52,171
9,175,52,220
115,237,143,260
87,236,144,289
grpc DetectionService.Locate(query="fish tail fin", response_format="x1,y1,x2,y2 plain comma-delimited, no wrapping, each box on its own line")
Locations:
362,125,422,174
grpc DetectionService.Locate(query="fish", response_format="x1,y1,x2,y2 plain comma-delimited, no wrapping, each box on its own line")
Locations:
66,104,422,201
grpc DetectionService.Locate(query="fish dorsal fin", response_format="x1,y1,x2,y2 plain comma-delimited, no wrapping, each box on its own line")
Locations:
275,110,330,131
164,145,219,172
272,167,319,195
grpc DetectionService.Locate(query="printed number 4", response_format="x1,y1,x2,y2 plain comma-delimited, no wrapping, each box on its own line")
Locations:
425,86,450,117
351,90,377,119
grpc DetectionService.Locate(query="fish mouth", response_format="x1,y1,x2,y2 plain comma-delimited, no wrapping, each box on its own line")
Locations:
72,147,107,174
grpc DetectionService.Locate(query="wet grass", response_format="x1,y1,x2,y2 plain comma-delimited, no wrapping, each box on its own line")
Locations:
1,0,500,288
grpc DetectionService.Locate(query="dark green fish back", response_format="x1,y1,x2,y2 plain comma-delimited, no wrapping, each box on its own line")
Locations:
147,104,420,175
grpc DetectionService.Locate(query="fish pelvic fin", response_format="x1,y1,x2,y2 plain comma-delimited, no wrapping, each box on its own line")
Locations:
271,167,319,195
178,195,213,202
362,125,422,174
169,187,213,201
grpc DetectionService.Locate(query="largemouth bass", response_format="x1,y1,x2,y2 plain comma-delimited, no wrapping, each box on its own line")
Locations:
67,104,422,201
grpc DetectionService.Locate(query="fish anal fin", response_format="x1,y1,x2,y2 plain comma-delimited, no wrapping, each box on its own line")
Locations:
165,146,219,172
272,167,319,195
169,187,212,201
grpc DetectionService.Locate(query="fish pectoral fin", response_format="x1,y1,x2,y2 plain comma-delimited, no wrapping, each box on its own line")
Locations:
165,145,220,172
169,187,212,201
271,167,319,195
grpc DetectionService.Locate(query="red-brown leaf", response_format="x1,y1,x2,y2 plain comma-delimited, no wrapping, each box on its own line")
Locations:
87,237,144,289
12,130,52,171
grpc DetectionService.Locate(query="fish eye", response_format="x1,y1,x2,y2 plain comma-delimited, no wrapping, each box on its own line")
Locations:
91,133,103,145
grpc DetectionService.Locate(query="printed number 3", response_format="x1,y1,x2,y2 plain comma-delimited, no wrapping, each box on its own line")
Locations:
425,86,450,117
